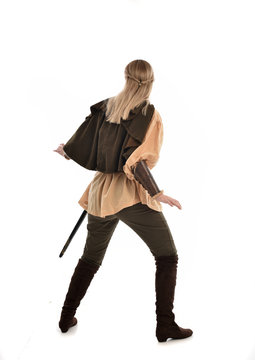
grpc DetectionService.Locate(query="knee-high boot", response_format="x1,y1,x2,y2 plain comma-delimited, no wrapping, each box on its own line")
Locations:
59,257,100,333
154,254,193,342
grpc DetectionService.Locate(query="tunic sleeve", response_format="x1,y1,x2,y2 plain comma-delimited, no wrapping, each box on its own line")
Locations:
123,109,164,198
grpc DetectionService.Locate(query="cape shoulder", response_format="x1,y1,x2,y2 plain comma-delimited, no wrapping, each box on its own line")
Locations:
89,98,109,114
120,102,155,144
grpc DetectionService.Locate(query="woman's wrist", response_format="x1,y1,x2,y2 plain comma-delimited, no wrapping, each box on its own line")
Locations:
63,152,70,160
152,190,164,199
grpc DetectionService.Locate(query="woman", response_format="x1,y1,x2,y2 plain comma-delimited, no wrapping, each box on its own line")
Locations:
53,59,193,342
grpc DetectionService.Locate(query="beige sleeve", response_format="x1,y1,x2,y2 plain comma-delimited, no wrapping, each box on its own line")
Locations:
123,109,164,198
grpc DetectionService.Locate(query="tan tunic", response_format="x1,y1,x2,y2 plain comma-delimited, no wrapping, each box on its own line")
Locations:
77,109,164,218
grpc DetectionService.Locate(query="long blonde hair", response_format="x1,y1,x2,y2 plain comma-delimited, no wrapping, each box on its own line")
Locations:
105,59,155,124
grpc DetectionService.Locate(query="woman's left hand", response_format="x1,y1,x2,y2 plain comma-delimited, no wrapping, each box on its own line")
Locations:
156,193,182,210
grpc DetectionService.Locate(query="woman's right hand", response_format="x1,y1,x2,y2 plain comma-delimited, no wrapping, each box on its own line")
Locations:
53,143,70,159
156,194,182,210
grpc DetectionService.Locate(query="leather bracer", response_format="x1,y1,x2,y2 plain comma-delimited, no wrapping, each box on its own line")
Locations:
131,160,164,199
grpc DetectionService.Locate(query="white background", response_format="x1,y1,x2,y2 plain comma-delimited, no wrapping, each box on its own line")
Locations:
0,0,255,359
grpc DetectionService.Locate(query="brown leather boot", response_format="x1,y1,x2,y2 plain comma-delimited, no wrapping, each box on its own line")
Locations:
154,254,193,342
59,257,100,333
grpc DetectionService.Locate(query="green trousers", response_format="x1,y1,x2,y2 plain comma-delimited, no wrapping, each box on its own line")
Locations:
81,202,178,266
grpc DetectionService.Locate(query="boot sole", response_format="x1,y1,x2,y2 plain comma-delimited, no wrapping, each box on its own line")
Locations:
157,330,193,342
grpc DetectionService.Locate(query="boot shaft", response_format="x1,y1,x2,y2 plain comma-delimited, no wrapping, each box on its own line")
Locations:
63,258,100,309
154,255,178,324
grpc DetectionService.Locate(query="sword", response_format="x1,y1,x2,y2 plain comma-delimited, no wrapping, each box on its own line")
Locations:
59,209,88,257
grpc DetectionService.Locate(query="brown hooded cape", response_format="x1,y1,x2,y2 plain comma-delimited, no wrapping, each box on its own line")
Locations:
63,98,155,173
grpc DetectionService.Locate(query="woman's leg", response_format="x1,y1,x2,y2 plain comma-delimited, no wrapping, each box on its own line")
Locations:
115,202,177,257
81,212,120,266
59,213,119,332
115,202,193,342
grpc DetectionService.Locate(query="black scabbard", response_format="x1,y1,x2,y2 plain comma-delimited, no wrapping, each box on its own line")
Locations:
59,209,87,258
